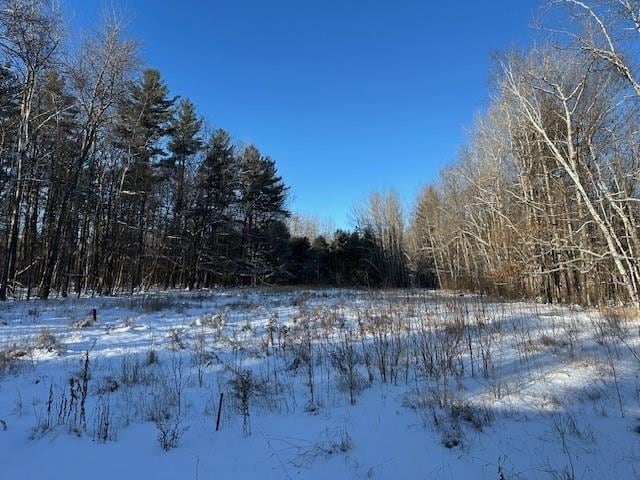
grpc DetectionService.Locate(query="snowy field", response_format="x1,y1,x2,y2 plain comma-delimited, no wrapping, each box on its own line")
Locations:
1,288,639,480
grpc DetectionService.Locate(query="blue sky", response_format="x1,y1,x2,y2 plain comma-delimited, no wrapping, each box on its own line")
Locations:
66,0,542,229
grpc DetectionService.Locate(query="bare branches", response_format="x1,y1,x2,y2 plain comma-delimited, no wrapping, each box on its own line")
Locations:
410,3,640,305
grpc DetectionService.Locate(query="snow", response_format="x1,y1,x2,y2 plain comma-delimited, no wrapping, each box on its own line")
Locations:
0,289,639,479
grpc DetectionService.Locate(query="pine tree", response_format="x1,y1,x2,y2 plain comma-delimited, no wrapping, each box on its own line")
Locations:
236,145,289,283
163,99,203,286
168,98,202,221
115,69,175,293
191,128,237,286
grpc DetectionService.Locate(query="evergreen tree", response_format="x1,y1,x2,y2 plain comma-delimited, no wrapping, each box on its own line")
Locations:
236,145,289,283
311,235,331,284
115,69,175,292
288,236,313,284
168,98,202,221
165,98,202,286
191,128,238,286
264,219,291,282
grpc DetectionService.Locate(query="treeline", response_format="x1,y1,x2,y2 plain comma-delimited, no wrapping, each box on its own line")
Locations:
333,0,640,305
408,0,640,306
0,0,404,300
6,0,640,306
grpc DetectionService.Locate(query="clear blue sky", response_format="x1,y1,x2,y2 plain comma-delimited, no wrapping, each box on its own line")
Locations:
66,0,542,229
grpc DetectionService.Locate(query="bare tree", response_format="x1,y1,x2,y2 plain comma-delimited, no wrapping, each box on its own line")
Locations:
0,0,63,300
38,15,137,299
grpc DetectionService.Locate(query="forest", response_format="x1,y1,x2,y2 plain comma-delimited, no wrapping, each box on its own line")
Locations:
1,0,640,308
0,0,418,300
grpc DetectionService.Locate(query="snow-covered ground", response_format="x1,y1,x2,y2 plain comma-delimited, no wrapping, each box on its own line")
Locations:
0,288,639,479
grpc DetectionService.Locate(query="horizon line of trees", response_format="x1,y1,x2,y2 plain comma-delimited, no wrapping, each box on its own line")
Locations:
4,0,640,308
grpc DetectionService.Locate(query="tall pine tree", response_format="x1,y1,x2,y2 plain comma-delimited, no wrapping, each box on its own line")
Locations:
115,69,175,292
191,128,237,286
236,145,289,284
